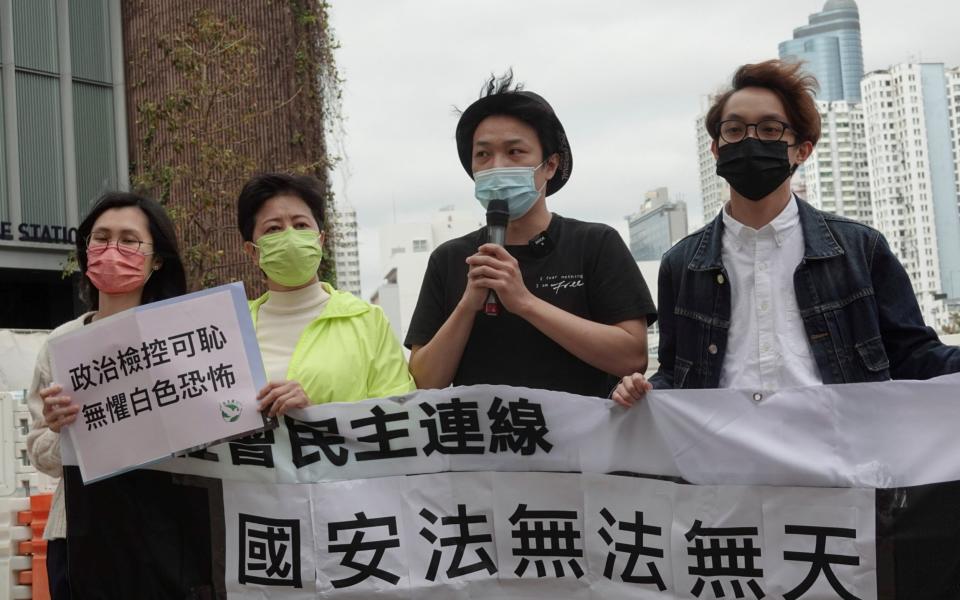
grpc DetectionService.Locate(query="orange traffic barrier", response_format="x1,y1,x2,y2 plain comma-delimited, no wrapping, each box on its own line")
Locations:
29,493,53,600
9,493,54,599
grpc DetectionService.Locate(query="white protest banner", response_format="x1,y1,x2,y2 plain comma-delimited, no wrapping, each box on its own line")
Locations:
58,379,960,597
220,471,877,599
50,282,270,482
145,374,960,489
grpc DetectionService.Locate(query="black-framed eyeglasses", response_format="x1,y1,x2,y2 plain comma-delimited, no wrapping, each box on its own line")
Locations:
85,235,153,256
718,119,792,144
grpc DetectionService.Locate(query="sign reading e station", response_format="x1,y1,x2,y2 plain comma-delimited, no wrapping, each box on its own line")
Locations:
1,221,78,245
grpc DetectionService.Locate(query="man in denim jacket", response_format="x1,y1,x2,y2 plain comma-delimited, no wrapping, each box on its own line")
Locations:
614,59,960,406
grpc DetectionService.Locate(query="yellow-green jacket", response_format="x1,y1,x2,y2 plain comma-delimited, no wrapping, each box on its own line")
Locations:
249,283,415,404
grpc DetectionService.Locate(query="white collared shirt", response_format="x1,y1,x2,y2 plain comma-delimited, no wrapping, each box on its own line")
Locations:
719,196,822,392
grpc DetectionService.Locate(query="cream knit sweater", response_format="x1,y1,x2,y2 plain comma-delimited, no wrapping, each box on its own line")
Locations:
26,312,94,540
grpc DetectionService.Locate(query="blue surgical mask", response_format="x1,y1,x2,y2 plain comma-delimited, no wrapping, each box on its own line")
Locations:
474,161,547,220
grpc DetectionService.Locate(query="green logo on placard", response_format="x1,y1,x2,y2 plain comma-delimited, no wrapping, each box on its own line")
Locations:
220,400,242,423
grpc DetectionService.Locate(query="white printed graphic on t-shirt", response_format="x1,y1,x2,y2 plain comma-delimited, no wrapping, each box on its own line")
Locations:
535,273,585,294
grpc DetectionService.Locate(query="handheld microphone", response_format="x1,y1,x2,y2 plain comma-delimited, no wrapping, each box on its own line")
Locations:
483,200,509,316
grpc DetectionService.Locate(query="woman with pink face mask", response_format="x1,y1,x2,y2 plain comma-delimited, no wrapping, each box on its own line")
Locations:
25,192,186,600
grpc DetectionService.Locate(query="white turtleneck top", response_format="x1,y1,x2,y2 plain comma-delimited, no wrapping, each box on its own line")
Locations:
254,281,330,381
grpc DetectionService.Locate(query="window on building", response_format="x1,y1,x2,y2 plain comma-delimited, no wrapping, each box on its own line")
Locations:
14,0,65,226
71,0,118,216
8,0,120,228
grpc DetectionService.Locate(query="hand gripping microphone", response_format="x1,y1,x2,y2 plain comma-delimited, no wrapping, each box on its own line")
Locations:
483,200,510,316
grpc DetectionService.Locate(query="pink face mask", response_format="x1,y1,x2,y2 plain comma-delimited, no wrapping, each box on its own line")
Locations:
86,246,148,294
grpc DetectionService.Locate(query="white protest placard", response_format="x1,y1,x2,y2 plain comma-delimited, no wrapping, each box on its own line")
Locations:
50,282,270,482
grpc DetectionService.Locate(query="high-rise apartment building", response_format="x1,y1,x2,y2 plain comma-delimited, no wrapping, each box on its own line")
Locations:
332,203,361,296
947,67,960,212
696,112,729,223
803,101,872,224
861,64,960,327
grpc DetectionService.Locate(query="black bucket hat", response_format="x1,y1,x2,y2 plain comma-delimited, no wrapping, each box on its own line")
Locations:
455,91,573,196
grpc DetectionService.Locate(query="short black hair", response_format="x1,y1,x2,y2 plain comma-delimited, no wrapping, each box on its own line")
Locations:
461,69,560,161
76,192,187,309
236,173,326,242
455,69,573,195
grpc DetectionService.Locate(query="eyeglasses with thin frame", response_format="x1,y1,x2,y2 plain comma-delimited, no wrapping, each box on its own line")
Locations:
718,119,793,144
85,234,154,256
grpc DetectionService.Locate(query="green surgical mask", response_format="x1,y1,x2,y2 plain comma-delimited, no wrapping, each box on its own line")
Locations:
255,228,323,287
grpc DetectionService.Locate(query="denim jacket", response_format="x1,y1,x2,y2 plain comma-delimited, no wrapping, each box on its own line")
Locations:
649,198,960,389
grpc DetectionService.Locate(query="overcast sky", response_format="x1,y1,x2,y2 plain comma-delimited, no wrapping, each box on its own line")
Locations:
327,0,960,298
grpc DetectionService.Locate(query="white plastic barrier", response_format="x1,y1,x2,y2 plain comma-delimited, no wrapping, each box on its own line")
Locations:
1,390,58,600
0,496,31,600
0,330,47,393
1,391,59,499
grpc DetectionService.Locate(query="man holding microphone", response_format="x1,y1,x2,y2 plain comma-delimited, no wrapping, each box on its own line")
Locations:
405,71,656,397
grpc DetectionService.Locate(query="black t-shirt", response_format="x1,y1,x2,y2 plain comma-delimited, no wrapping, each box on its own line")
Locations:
405,214,657,397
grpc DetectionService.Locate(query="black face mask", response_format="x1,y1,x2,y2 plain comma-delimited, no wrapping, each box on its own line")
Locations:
715,138,798,201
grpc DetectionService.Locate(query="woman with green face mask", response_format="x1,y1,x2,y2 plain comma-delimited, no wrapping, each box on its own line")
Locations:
238,173,415,416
